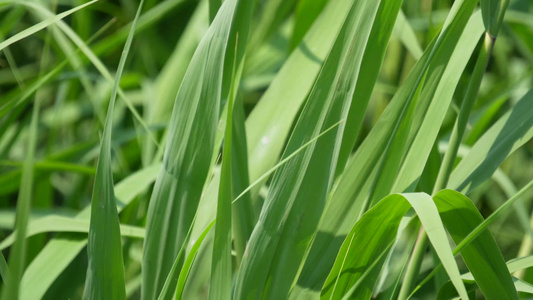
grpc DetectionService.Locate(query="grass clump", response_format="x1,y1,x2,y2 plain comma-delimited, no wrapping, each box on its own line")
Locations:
1,0,533,299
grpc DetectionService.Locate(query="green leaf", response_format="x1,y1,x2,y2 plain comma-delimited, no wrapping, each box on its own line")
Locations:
392,10,423,60
321,193,468,300
19,163,160,300
83,0,145,298
335,0,404,176
176,221,215,300
0,47,41,300
391,11,484,194
449,89,533,193
0,0,98,52
245,0,352,187
0,216,144,250
298,4,483,293
222,0,255,265
289,0,329,51
141,0,238,298
209,0,221,23
235,1,386,298
481,0,501,36
209,35,238,300
0,251,7,283
432,189,518,299
21,0,158,146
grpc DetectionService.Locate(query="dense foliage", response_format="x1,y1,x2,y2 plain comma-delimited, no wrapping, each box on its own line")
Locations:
1,0,533,299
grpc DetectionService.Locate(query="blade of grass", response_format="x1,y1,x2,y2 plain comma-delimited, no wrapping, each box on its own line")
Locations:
0,216,145,250
297,2,483,294
398,15,494,299
19,163,161,300
209,0,220,23
21,1,159,147
83,0,145,298
176,221,215,300
235,1,384,297
0,0,98,52
141,0,237,298
245,0,352,190
209,35,237,300
0,69,40,300
409,180,533,298
321,193,468,300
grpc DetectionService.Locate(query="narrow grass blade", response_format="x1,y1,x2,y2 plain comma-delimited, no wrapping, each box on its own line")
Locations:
335,0,404,176
176,221,215,300
449,89,533,192
83,0,145,298
222,0,254,265
0,251,7,282
391,11,484,194
19,164,160,300
209,0,221,23
289,0,328,51
393,10,423,60
209,37,237,300
0,216,144,250
22,1,158,147
0,0,98,52
0,90,39,300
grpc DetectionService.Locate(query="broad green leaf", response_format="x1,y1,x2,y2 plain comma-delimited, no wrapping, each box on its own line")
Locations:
235,1,384,298
321,193,468,300
396,178,533,298
141,0,237,298
83,0,144,298
432,189,517,299
438,277,533,299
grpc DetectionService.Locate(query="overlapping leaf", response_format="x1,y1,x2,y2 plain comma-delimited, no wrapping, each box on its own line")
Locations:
235,1,384,298
141,0,237,298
